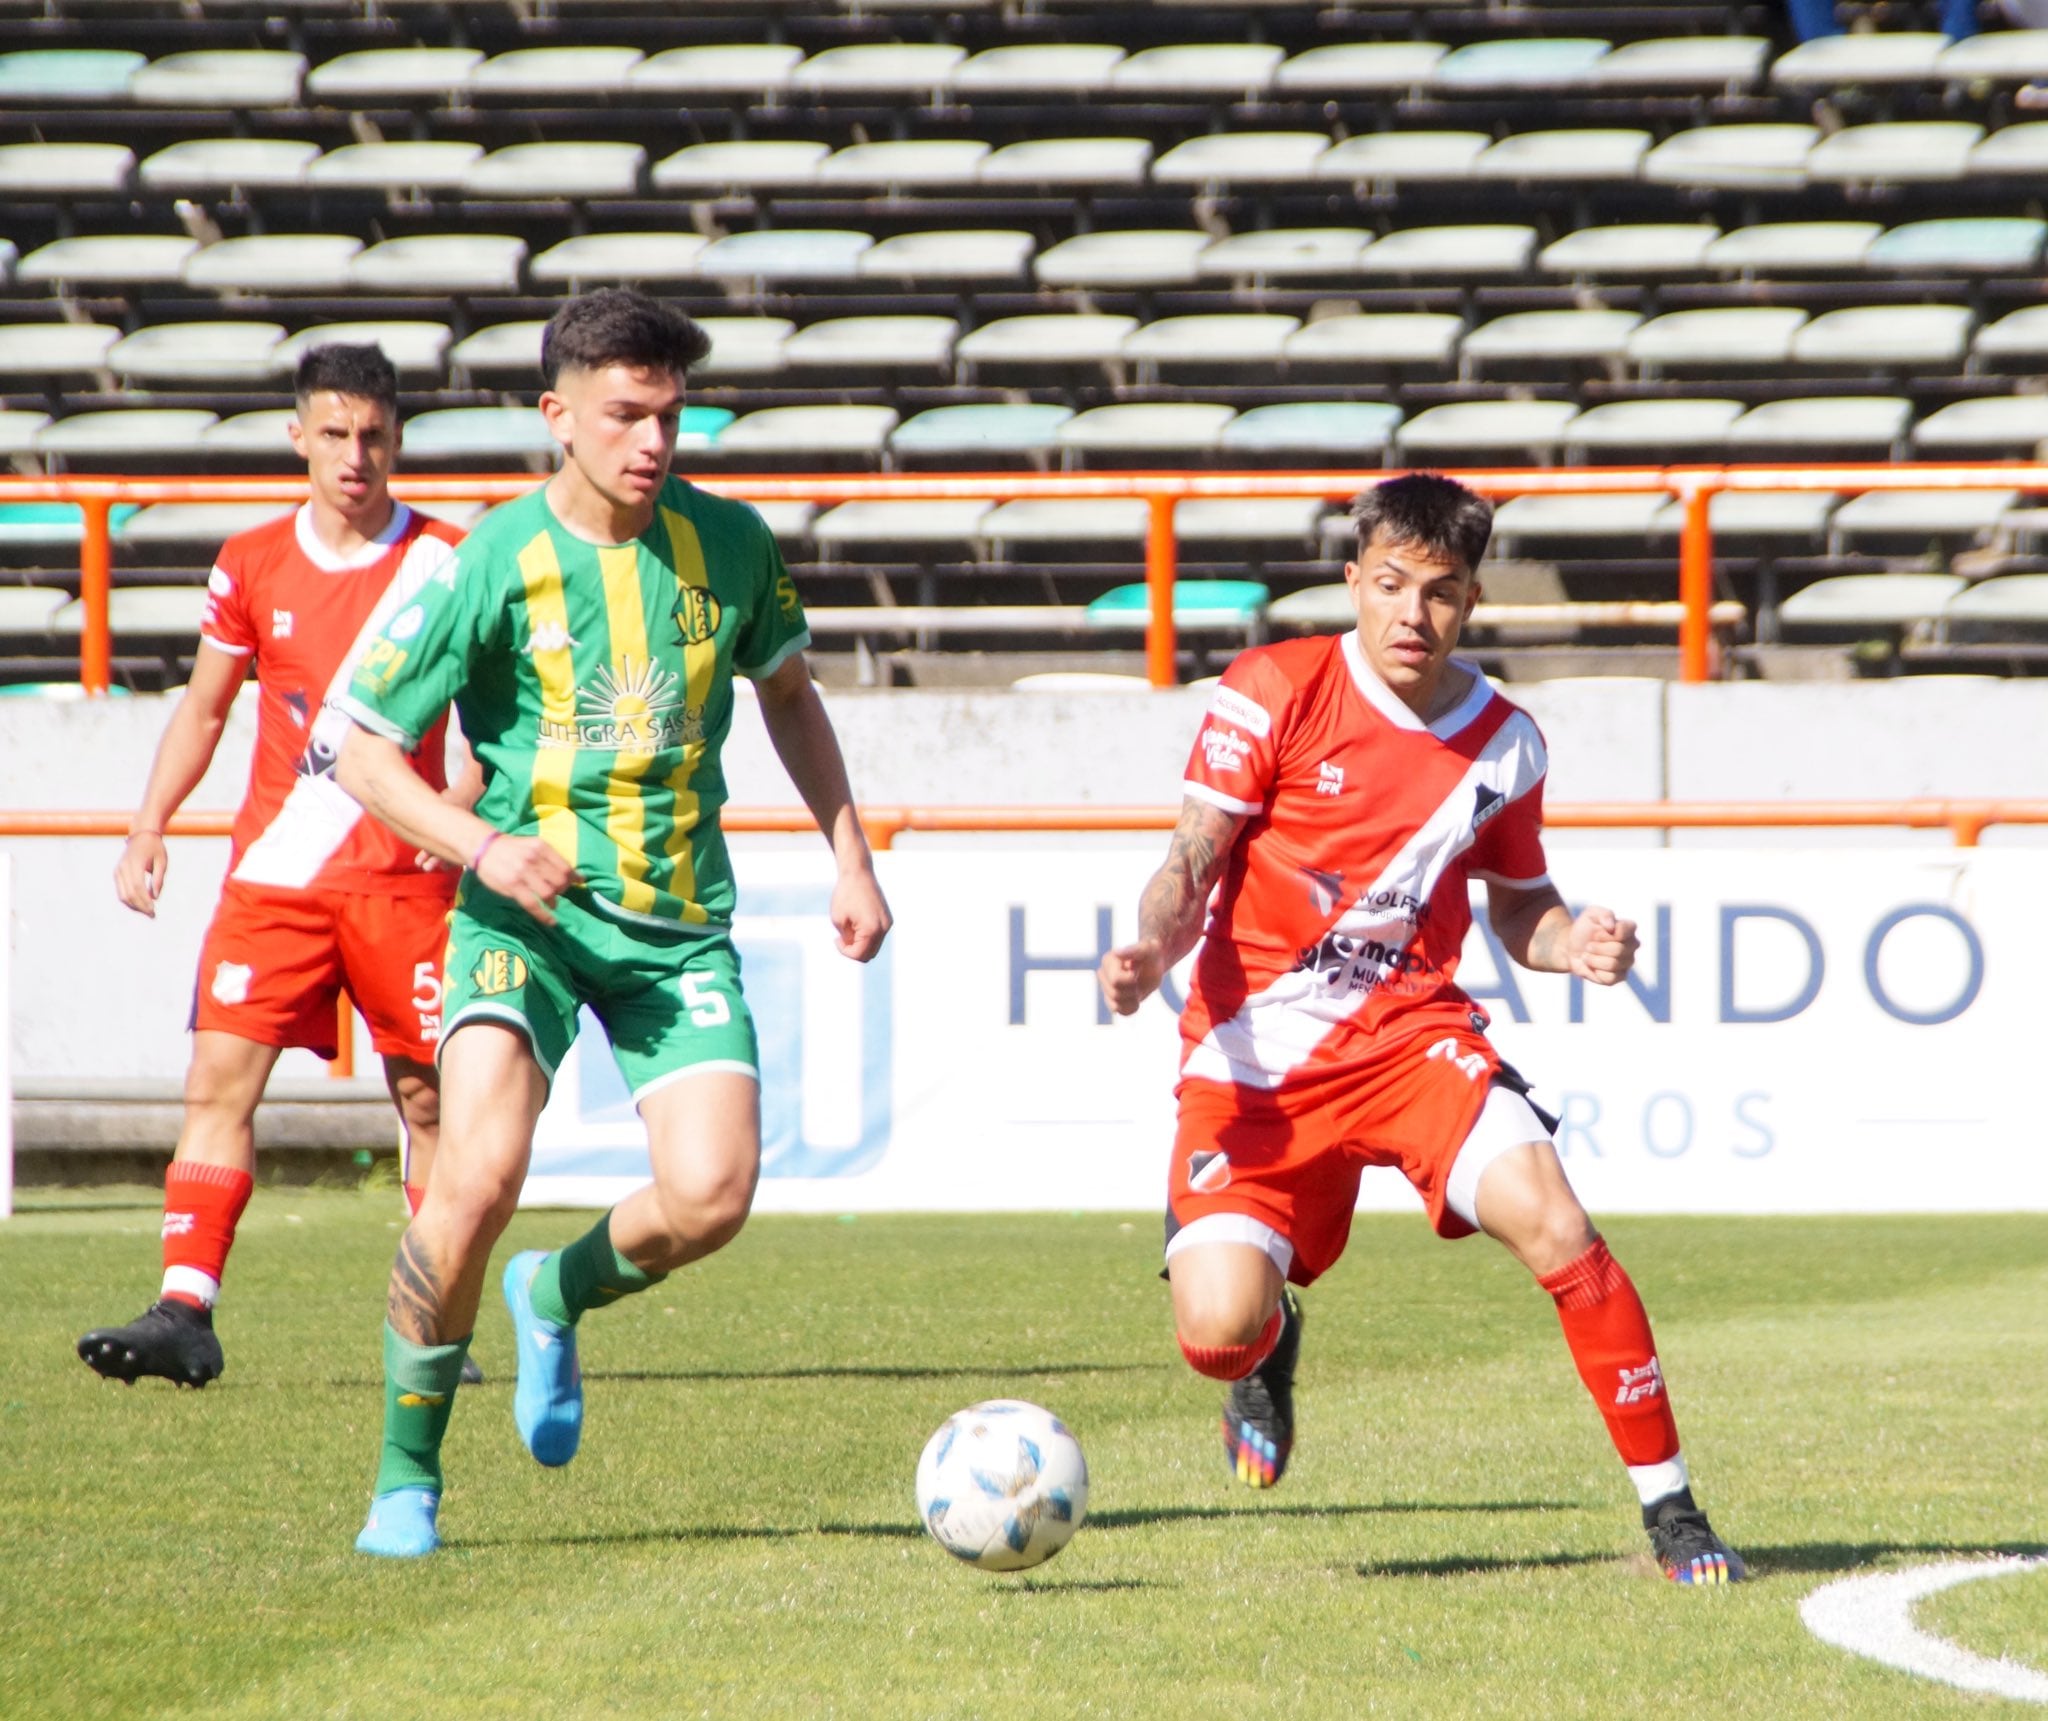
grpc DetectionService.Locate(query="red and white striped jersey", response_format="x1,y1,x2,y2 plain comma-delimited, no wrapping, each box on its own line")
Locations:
199,502,463,894
1177,632,1550,1090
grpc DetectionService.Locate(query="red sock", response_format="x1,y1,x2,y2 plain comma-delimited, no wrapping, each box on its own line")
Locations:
1179,1306,1283,1382
1540,1238,1681,1468
160,1162,254,1310
402,1183,425,1219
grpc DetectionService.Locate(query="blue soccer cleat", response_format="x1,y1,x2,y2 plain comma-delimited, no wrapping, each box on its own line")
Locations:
355,1487,440,1558
503,1250,582,1467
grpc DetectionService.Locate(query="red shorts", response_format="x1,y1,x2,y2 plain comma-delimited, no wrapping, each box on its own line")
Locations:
1168,1023,1501,1286
191,877,456,1062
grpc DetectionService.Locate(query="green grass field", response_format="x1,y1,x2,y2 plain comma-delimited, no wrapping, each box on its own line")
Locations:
3,1187,2044,1719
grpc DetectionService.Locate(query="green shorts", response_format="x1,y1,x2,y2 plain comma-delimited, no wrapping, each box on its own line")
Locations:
440,877,758,1100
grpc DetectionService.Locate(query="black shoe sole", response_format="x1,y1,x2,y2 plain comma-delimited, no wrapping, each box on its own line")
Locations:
76,1333,223,1388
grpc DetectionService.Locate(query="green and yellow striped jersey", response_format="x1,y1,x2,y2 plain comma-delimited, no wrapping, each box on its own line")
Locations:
335,476,808,931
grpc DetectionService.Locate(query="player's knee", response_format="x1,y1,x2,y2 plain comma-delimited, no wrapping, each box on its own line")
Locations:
1519,1208,1600,1279
648,1162,756,1257
422,1158,521,1245
1174,1293,1276,1355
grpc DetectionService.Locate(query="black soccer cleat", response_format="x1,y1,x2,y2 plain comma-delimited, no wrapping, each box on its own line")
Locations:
1645,1487,1747,1585
76,1299,224,1388
1222,1289,1302,1489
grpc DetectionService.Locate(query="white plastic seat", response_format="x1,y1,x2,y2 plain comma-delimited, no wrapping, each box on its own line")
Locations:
0,587,67,631
1791,305,1972,368
956,314,1138,366
120,501,291,542
0,412,52,455
307,142,482,191
1967,123,2048,176
306,48,483,102
1974,305,2048,359
1153,133,1331,183
1357,226,1537,276
1009,671,1151,691
449,322,545,374
816,140,990,188
652,141,829,192
979,138,1152,185
1565,399,1742,452
1866,218,2047,272
982,499,1148,543
1275,43,1446,91
17,235,195,284
37,409,219,456
791,44,965,94
183,234,361,293
749,502,815,542
1493,495,1669,541
352,235,526,294
273,321,451,375
0,323,118,375
1772,33,1949,86
108,322,285,384
861,230,1033,281
1914,396,2048,449
1111,44,1283,95
1396,400,1576,454
1219,401,1403,453
1198,229,1373,278
52,586,212,637
632,45,802,96
1640,124,1818,190
1283,313,1462,366
1538,225,1718,275
1035,231,1210,287
951,44,1125,93
0,143,133,196
1122,314,1301,364
1473,129,1651,180
1627,307,1808,367
890,404,1073,454
1433,38,1610,88
695,230,872,282
531,233,707,285
469,47,643,97
1938,30,2048,80
1807,123,1983,184
782,316,956,368
813,501,992,546
1056,404,1236,451
1727,397,1913,449
401,408,558,460
1832,490,2019,538
693,318,793,377
1676,494,1840,539
1462,309,1641,364
718,406,899,457
1704,221,1880,272
0,50,143,104
1315,131,1487,181
1177,499,1326,540
201,412,299,455
1594,36,1770,88
1269,585,1359,632
1779,574,1965,627
139,138,318,192
130,50,304,108
1947,575,2048,622
464,143,646,200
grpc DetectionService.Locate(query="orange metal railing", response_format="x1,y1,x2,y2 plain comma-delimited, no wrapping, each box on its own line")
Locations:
10,462,2048,694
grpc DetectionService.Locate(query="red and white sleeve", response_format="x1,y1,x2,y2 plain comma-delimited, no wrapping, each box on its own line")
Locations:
1180,652,1289,817
198,545,258,657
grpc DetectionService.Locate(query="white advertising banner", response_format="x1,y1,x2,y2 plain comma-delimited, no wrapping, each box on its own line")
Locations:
524,848,2046,1217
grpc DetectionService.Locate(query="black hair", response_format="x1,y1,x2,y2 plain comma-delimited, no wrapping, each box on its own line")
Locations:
1350,473,1495,575
540,288,712,388
293,343,399,415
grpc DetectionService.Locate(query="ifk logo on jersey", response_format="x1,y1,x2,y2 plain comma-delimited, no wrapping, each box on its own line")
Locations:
471,950,528,996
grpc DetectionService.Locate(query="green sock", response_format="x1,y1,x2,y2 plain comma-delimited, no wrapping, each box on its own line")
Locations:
372,1322,471,1498
527,1210,664,1328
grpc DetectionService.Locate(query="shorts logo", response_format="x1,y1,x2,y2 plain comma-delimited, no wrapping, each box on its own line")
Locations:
1426,1037,1487,1081
674,586,723,644
1188,1151,1232,1193
470,950,528,996
210,961,254,1005
1615,1357,1665,1406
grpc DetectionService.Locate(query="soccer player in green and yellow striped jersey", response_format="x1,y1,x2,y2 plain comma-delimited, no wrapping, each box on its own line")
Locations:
328,290,892,1559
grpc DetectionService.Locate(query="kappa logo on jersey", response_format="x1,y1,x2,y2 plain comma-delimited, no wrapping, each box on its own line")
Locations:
1316,761,1345,798
1207,684,1272,739
523,621,580,656
1200,725,1253,775
470,950,529,995
673,585,723,644
271,609,294,638
210,961,254,1005
1472,783,1506,830
1299,865,1345,916
1615,1357,1665,1406
1425,1037,1487,1080
1187,1151,1232,1193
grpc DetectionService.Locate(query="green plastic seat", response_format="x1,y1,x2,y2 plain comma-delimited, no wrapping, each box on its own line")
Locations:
676,406,732,450
0,50,143,102
890,404,1073,454
1087,579,1269,627
0,502,140,543
1866,218,2048,273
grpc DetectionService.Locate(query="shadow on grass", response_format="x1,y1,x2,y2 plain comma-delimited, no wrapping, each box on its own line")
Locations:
583,1362,1164,1385
1089,1499,1577,1531
1354,1539,2048,1581
1009,1577,1168,1594
1357,1550,1616,1578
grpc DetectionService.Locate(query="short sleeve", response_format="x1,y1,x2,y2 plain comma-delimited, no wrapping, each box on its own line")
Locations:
329,541,495,749
1181,651,1290,816
198,550,257,656
1469,776,1550,889
732,514,810,680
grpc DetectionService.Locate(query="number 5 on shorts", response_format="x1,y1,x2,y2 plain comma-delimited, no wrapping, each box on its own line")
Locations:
681,971,730,1027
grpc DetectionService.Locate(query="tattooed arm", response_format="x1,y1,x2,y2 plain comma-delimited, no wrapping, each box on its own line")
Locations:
1098,797,1247,1017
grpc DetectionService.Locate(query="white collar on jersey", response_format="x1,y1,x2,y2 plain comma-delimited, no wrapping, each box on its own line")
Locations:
1340,629,1493,741
293,500,412,572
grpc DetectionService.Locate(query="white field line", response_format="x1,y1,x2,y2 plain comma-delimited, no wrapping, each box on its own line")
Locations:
1800,1555,2048,1703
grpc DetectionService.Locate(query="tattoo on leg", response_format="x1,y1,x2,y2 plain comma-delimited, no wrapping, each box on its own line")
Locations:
388,1228,447,1343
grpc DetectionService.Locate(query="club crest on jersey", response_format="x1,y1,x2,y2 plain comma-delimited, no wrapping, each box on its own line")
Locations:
673,586,723,644
1187,1151,1232,1193
1472,783,1506,830
470,950,528,995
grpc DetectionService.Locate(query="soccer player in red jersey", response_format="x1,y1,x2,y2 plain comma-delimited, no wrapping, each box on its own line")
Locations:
1099,473,1746,1584
78,344,479,1390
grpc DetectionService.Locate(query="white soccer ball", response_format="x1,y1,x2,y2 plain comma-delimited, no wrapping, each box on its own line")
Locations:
914,1399,1089,1572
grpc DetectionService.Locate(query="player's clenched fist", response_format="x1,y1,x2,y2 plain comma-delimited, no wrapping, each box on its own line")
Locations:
113,831,169,918
1099,941,1165,1016
476,835,582,927
831,866,892,962
1564,905,1637,987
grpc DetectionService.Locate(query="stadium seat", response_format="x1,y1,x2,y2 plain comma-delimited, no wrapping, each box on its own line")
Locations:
108,323,284,384
956,314,1139,365
1593,36,1770,88
1269,584,1356,631
1538,225,1719,275
890,404,1074,454
1121,314,1301,365
1057,404,1237,451
274,321,451,375
1967,123,2048,176
0,50,143,102
675,407,732,452
0,323,118,375
1432,38,1610,88
0,502,134,544
652,141,829,192
351,236,527,294
1153,133,1331,183
1009,671,1151,691
0,240,16,284
139,138,318,192
449,321,545,375
119,502,292,543
1198,229,1374,278
1771,33,1950,87
951,44,1125,92
1035,231,1210,287
37,410,219,456
401,407,558,460
979,138,1153,185
1628,307,1809,369
0,412,52,455
1974,305,2048,358
792,44,966,94
1473,130,1652,180
1461,310,1641,367
695,230,871,282
1778,573,1964,627
464,143,647,200
531,233,708,285
1283,313,1462,366
1110,44,1283,95
783,316,957,368
717,406,899,457
469,47,643,97
1914,397,2048,450
1358,226,1538,276
817,140,991,188
305,48,483,102
1832,489,2019,540
1275,42,1447,91
1946,575,2048,622
0,143,133,196
1659,492,1840,539
748,501,816,542
813,501,993,547
1565,399,1742,453
307,142,483,191
129,51,304,109
694,318,794,375
1938,30,2048,80
52,587,212,638
861,231,1033,281
1396,400,1577,456
1790,306,1972,368
632,44,803,95
1086,580,1269,634
1807,123,1983,183
200,411,298,454
1316,131,1489,181
1219,401,1402,453
1865,218,2047,272
1492,494,1669,543
982,499,1148,544
1727,397,1913,450
0,587,69,631
1705,221,1881,272
17,236,195,287
1177,499,1326,540
182,234,362,293
1640,124,1818,189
